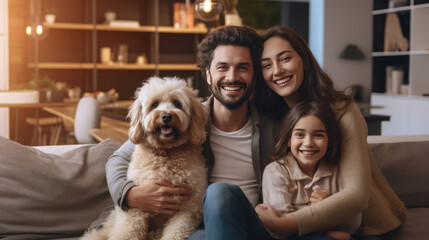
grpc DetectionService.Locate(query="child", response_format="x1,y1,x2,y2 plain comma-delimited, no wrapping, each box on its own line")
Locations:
259,102,361,240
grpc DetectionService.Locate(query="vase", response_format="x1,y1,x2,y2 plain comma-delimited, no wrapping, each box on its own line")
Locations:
391,70,404,94
45,14,56,24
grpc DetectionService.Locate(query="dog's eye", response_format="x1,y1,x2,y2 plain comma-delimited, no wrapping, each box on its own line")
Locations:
173,100,181,108
152,102,159,108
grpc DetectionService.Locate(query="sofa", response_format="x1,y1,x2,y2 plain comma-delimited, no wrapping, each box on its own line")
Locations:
0,134,428,240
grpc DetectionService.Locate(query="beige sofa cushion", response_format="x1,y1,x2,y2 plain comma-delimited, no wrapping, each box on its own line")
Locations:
368,135,429,208
0,136,119,240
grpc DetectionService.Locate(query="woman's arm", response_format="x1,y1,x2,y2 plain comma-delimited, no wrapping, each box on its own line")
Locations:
290,102,371,235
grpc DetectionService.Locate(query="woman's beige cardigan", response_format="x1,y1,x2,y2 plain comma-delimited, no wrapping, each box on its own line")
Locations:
290,102,407,236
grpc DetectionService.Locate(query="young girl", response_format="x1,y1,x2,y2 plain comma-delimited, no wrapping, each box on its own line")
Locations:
260,102,360,240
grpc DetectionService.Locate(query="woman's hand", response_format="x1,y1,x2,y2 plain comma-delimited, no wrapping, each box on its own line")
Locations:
256,204,299,236
126,179,192,215
309,187,330,205
255,204,281,233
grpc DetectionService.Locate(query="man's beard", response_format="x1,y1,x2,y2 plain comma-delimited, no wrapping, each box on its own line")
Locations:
209,75,251,110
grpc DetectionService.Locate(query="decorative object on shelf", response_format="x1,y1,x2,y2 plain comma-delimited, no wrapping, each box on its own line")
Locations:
104,10,116,24
339,44,365,60
391,68,404,94
388,0,409,8
100,47,112,64
400,84,409,95
384,13,409,52
195,0,223,22
108,20,140,27
222,0,242,26
173,1,195,29
44,7,56,24
67,87,82,101
44,14,56,24
385,65,395,94
83,89,119,104
117,44,128,64
136,54,147,65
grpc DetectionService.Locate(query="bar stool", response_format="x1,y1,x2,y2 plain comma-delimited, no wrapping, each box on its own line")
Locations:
25,117,63,145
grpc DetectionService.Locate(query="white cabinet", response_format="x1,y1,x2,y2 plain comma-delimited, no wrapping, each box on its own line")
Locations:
371,93,429,135
372,0,429,96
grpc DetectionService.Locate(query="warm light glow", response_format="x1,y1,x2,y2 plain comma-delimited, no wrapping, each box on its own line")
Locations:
26,26,32,35
203,0,212,13
36,25,43,35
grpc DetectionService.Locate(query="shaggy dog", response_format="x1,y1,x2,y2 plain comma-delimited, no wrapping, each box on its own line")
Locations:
82,77,208,240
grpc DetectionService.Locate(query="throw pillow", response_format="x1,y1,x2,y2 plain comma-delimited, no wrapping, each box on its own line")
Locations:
0,137,119,239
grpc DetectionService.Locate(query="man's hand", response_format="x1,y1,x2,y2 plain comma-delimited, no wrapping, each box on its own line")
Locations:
125,179,192,215
309,186,330,205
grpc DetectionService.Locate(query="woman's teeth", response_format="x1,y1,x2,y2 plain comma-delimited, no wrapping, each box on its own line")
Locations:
275,76,292,85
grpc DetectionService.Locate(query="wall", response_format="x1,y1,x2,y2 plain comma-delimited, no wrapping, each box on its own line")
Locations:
0,0,9,138
309,0,372,102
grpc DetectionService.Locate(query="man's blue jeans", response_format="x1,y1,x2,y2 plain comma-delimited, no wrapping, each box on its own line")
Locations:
188,182,273,240
187,182,337,240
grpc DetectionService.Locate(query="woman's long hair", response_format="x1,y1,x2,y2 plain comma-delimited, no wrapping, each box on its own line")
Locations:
254,26,352,121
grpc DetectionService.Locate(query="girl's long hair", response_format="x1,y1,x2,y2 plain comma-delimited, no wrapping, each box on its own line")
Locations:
271,101,342,165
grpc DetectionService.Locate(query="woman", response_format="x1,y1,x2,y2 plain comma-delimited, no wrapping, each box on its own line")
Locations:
254,26,407,238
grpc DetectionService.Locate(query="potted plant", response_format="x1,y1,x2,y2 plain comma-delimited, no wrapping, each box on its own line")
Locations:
27,74,67,102
45,8,56,24
104,10,116,24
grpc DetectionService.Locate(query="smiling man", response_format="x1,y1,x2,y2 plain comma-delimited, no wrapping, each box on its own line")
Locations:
104,26,278,240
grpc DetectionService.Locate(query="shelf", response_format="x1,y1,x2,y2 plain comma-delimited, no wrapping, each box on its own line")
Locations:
372,51,410,57
44,22,208,34
28,62,199,71
372,50,429,57
372,2,429,15
372,5,411,15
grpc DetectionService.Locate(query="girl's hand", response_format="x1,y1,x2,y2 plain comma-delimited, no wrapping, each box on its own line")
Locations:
309,187,330,205
255,204,280,233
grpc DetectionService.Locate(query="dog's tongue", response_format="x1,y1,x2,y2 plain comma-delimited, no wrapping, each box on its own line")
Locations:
161,127,173,135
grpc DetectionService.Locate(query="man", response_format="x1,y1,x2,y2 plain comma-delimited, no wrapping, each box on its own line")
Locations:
106,26,277,240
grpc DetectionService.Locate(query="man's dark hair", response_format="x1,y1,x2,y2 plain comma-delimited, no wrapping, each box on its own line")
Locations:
197,26,262,79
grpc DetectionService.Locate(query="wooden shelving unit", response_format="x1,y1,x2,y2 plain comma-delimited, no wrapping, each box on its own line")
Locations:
31,0,208,99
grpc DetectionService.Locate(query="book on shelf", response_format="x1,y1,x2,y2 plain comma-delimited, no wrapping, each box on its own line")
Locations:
173,2,194,29
109,20,140,28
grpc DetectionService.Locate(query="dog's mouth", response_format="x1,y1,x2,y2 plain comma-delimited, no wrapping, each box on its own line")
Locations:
158,125,178,138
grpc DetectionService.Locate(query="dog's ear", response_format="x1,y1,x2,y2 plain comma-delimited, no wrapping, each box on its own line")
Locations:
189,94,208,145
127,99,145,144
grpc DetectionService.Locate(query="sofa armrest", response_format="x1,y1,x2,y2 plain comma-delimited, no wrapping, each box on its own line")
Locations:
34,144,93,155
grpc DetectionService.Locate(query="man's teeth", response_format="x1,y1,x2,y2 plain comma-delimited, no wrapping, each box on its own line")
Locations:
223,86,241,91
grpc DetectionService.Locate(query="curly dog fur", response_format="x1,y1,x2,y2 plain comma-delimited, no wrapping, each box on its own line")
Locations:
82,77,208,240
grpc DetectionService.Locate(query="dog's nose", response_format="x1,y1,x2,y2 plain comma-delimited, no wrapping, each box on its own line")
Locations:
161,113,172,123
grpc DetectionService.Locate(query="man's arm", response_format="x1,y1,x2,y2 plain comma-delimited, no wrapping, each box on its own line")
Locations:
105,139,136,210
105,140,192,214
